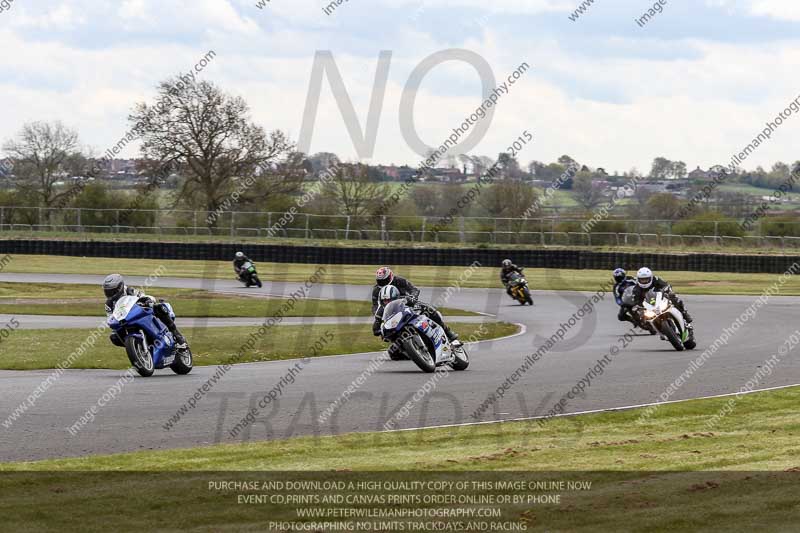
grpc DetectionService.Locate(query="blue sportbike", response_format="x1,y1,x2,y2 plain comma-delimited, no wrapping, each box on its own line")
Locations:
381,299,469,373
107,295,193,377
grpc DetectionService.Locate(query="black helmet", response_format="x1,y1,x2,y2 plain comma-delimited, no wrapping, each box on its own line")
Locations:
103,273,126,300
613,268,627,283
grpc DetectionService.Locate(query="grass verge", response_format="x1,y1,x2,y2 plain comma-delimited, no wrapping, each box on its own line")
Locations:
0,282,472,318
2,254,799,295
0,321,517,370
1,387,799,531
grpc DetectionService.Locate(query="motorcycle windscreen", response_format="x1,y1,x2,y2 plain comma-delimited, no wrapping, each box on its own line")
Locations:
621,286,636,306
382,300,407,331
382,300,405,320
112,295,139,322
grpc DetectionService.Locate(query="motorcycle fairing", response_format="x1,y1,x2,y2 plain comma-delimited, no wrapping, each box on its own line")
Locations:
107,296,177,368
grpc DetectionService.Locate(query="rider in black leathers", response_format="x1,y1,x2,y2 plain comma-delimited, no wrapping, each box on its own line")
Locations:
103,273,188,349
233,251,253,281
630,267,694,328
371,266,460,343
500,259,524,297
612,268,637,325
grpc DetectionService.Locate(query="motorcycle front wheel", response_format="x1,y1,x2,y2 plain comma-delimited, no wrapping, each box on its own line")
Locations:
125,335,155,377
170,347,194,375
401,330,436,373
450,345,469,371
523,287,534,306
659,318,685,351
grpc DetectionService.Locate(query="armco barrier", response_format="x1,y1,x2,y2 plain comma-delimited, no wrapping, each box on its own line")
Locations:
0,240,798,274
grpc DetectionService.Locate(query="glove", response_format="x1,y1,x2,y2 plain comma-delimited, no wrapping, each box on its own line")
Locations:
405,294,417,306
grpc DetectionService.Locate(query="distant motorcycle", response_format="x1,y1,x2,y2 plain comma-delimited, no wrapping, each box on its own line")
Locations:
107,296,193,377
507,272,533,306
637,290,696,351
381,299,469,373
237,261,263,288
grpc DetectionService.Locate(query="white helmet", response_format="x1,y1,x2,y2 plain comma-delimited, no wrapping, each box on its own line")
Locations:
379,285,400,306
235,251,244,259
636,267,653,289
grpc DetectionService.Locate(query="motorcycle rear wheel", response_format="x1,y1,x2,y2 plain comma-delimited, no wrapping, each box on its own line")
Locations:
125,336,155,377
660,318,685,351
402,331,436,373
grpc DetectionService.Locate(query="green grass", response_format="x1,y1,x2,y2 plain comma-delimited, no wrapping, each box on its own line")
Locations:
0,282,472,318
0,322,517,370
2,387,799,531
2,254,799,295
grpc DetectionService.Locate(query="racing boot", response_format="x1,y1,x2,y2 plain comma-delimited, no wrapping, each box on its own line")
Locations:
171,329,189,351
443,325,461,346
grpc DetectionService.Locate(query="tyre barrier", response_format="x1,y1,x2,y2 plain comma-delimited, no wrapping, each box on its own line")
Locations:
0,239,798,274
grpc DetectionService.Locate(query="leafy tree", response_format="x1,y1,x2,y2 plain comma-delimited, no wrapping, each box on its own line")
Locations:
649,157,672,179
307,152,340,174
477,179,538,218
670,161,687,179
496,152,523,179
558,155,578,168
673,212,743,237
646,193,681,219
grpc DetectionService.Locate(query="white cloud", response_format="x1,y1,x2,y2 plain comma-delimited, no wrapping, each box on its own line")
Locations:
1,0,799,174
749,0,800,21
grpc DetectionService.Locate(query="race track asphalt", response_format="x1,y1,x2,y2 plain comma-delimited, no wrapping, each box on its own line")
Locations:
1,273,799,462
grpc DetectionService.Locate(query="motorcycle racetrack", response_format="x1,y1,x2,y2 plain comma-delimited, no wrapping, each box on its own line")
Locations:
1,271,799,462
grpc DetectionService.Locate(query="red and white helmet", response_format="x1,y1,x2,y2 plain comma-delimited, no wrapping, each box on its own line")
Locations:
376,266,394,287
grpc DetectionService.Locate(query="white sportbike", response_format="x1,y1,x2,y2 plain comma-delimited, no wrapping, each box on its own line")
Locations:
638,291,696,352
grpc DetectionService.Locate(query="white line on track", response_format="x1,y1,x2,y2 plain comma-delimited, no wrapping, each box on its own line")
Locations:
382,382,800,434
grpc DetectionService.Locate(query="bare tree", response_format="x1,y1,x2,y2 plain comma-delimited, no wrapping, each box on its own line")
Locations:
3,121,86,210
573,173,604,209
129,77,295,219
324,163,389,220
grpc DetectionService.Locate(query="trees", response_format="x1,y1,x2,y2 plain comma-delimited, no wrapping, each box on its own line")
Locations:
649,157,687,179
646,193,681,219
323,163,388,219
478,179,538,218
558,155,578,168
496,152,523,180
307,152,340,174
573,172,603,209
129,77,296,220
3,121,87,211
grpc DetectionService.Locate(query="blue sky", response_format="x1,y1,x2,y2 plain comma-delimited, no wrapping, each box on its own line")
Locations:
1,0,798,173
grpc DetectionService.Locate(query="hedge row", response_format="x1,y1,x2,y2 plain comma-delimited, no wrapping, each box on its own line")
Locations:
1,240,798,274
